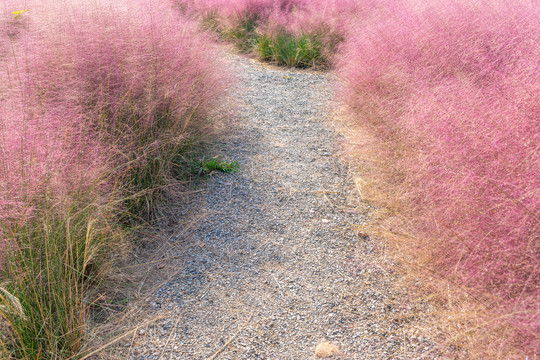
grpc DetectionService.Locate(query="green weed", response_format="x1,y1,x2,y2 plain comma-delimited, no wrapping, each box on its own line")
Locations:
192,156,239,176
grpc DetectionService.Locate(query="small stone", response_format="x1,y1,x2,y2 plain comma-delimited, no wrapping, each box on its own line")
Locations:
315,341,341,358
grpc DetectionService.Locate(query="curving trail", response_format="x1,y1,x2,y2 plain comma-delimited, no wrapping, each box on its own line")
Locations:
124,54,449,360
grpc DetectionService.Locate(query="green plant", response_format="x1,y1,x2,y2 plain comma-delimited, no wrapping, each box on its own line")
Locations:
192,156,239,176
296,34,323,67
118,112,207,222
255,31,325,68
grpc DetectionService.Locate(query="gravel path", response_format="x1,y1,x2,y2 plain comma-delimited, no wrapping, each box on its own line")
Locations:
126,55,448,360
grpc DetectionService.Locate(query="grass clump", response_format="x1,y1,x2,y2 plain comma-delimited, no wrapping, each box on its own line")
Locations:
222,14,259,52
256,30,324,68
0,200,114,359
0,0,231,357
174,0,360,68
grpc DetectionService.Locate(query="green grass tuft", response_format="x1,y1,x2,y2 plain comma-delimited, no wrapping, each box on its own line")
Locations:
192,156,239,177
256,31,325,68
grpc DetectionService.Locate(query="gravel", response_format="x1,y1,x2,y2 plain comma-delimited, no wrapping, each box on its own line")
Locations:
123,54,453,359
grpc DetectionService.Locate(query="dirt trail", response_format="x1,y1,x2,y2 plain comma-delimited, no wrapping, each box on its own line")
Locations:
120,54,447,359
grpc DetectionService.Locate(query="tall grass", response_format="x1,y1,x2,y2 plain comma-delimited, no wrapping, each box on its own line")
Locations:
30,0,229,219
0,199,114,358
1,0,229,357
337,0,539,357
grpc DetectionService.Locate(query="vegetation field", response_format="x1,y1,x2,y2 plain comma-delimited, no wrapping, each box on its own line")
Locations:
1,0,538,358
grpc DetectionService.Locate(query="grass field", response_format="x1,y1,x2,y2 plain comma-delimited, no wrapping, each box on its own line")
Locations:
336,0,539,357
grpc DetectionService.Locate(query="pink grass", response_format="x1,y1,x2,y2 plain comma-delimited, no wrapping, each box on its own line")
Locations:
1,0,229,228
337,0,539,356
1,2,229,354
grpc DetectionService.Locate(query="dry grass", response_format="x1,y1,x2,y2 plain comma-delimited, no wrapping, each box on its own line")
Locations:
79,206,214,359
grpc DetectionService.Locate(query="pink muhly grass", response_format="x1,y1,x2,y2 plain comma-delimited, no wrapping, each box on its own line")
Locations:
175,0,283,30
1,6,107,225
176,0,370,27
259,0,376,64
264,0,371,36
337,0,539,356
176,0,302,18
0,0,230,290
1,0,230,356
3,0,231,219
32,0,228,133
1,0,230,224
